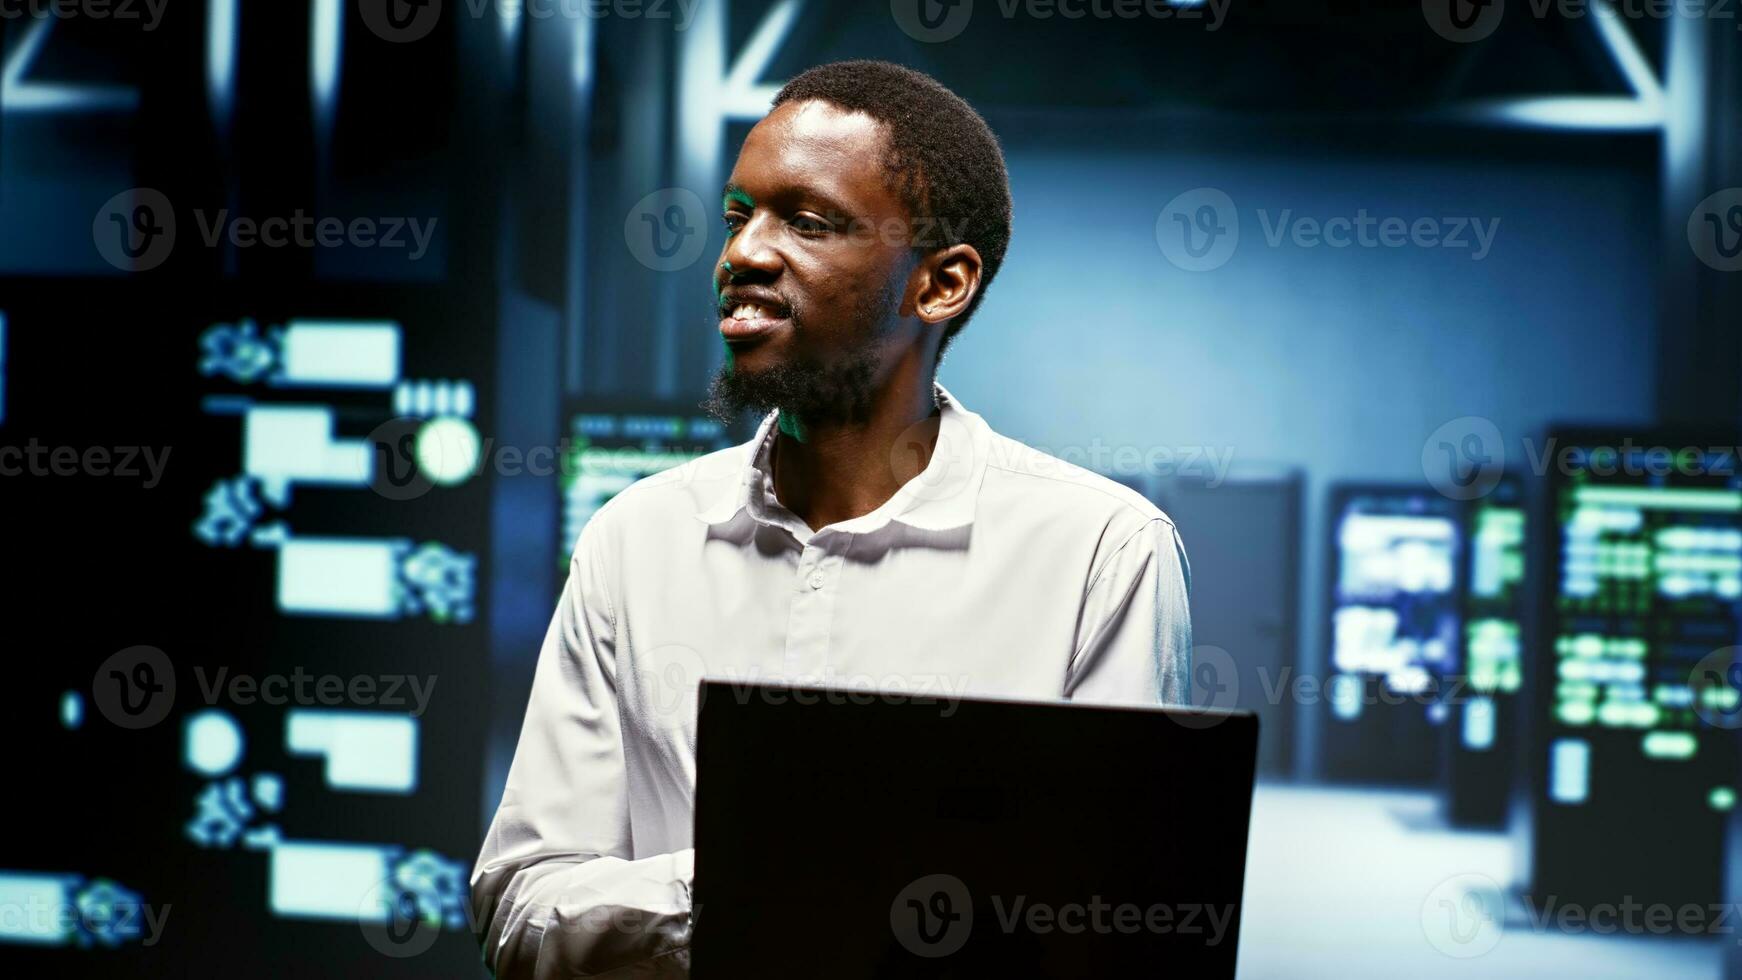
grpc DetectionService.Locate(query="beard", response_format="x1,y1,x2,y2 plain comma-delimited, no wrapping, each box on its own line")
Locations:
703,277,901,428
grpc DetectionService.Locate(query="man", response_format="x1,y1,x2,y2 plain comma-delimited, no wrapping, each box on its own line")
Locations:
472,60,1191,978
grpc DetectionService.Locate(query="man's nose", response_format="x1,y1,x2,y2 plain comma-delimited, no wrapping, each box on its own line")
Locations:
718,213,782,283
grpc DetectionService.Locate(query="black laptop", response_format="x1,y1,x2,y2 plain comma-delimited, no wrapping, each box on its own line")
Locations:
691,681,1260,978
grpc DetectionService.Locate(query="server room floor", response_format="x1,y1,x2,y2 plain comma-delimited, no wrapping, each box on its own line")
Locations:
1238,784,1722,979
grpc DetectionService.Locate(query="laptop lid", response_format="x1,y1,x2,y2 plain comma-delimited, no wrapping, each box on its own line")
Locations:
692,682,1259,978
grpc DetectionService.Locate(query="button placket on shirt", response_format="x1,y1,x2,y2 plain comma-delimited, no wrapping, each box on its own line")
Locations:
797,534,830,588
783,533,841,677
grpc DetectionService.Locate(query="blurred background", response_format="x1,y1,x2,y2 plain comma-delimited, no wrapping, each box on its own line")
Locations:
5,0,1742,976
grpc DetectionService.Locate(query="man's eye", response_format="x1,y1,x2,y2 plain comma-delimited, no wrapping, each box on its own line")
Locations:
722,213,747,235
790,214,832,235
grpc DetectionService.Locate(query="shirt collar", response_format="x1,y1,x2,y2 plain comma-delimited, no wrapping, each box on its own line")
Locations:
694,382,990,535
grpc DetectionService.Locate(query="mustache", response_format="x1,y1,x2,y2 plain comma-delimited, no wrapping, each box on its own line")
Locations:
715,286,794,319
710,297,797,323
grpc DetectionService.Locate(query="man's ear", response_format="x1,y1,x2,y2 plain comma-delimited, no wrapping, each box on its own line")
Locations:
909,244,983,325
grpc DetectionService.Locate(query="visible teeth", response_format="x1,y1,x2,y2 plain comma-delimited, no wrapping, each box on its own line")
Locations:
731,303,778,320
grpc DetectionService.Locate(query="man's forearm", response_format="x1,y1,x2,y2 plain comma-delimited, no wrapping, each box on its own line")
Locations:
474,848,694,979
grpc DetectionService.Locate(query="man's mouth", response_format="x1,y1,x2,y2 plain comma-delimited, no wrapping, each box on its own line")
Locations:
719,300,791,342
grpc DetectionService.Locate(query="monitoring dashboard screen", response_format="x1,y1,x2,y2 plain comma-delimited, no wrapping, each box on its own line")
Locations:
1531,432,1742,909
1322,484,1464,783
1461,477,1526,743
1443,475,1525,827
4,287,493,977
558,404,740,570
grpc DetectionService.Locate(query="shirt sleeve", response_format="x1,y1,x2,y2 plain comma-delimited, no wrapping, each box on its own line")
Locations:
1064,517,1193,707
471,521,694,979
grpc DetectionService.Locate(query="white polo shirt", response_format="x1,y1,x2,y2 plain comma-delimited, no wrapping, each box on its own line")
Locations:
473,384,1193,979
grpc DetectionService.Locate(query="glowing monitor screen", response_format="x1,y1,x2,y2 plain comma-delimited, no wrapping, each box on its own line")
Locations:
1552,461,1742,743
1330,493,1462,700
1466,485,1526,699
1529,438,1742,911
559,410,736,567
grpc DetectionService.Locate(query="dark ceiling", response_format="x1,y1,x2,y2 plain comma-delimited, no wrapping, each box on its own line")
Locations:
750,0,1662,115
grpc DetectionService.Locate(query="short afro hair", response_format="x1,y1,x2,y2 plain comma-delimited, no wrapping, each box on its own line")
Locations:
772,60,1011,353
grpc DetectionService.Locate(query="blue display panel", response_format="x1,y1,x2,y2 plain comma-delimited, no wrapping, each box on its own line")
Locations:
558,403,739,570
1444,475,1526,826
0,310,8,425
193,319,479,624
3,288,495,978
1526,432,1742,911
5,4,499,975
182,307,485,961
1321,484,1465,784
